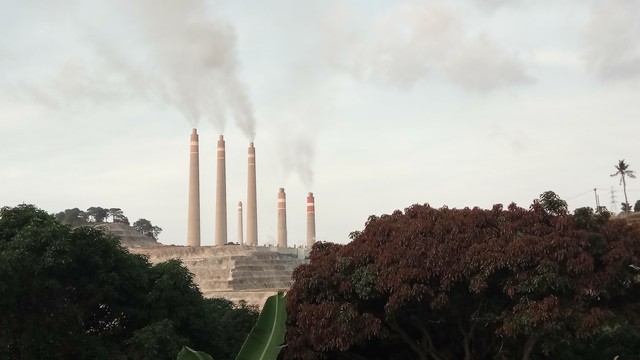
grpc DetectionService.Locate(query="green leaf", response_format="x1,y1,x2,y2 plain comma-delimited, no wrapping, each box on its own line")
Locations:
235,291,286,360
177,346,214,360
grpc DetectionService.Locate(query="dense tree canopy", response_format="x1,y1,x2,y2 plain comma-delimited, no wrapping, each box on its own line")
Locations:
0,205,257,360
133,218,163,240
108,207,130,224
55,206,132,226
54,206,161,237
54,207,88,225
86,206,109,223
284,200,640,360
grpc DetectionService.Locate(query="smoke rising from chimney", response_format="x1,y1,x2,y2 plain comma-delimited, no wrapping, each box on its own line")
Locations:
279,133,315,189
274,113,319,189
15,0,256,139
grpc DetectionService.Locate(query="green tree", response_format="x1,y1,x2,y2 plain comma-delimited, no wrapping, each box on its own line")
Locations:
611,160,636,214
0,204,257,360
86,206,109,223
634,200,640,212
284,202,640,360
108,207,129,224
539,190,568,215
54,207,87,225
133,218,162,240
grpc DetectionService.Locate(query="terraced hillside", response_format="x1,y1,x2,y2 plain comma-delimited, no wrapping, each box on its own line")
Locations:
128,245,307,307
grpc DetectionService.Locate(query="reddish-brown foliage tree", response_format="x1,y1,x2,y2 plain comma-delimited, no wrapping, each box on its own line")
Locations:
284,202,640,360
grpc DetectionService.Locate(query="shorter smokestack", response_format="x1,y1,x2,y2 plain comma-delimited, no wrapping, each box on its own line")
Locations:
237,201,243,245
306,192,316,248
187,129,201,247
277,188,287,248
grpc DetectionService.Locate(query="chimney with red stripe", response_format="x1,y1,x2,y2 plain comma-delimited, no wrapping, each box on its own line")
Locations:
187,129,201,247
306,192,316,248
277,188,287,248
246,142,258,246
215,135,228,246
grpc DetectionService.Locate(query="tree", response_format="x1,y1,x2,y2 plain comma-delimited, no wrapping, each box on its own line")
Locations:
133,218,162,240
284,202,640,360
634,200,640,213
539,190,568,215
108,207,129,225
86,206,109,223
611,160,636,214
54,207,87,226
0,204,257,360
621,202,632,213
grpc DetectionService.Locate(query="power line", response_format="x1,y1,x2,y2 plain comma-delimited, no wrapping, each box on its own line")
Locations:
566,188,609,201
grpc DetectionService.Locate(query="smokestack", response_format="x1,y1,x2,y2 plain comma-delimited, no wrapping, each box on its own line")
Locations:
277,188,287,248
237,201,243,245
307,192,316,248
187,129,201,247
246,142,258,246
215,135,227,246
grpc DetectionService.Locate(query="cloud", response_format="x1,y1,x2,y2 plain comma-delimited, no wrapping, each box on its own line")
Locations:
321,2,531,91
445,34,533,90
475,0,523,12
584,0,640,81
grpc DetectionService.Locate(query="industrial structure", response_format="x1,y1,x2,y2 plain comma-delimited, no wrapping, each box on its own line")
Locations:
277,188,287,248
186,130,317,249
187,129,201,247
246,142,258,246
215,135,228,246
237,201,243,245
307,192,316,248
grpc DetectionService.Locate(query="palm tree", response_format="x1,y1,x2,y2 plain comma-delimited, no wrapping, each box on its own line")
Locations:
611,160,636,214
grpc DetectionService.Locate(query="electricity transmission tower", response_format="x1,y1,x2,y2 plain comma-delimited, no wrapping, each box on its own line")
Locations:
610,187,617,213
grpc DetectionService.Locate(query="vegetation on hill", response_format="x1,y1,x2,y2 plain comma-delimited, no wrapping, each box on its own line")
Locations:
0,204,257,360
284,194,640,359
54,206,162,240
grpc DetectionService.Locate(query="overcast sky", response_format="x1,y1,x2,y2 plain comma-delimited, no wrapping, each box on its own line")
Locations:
1,0,639,246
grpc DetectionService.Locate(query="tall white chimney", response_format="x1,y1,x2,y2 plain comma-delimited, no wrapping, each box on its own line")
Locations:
187,129,201,247
246,142,258,246
215,135,227,246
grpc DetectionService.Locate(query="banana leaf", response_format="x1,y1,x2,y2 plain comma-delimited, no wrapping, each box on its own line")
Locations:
177,346,214,360
235,291,286,360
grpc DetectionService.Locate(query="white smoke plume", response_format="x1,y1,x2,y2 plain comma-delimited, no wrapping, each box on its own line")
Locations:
17,0,256,138
475,0,523,12
280,133,315,189
274,108,318,189
322,2,531,91
584,0,640,81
